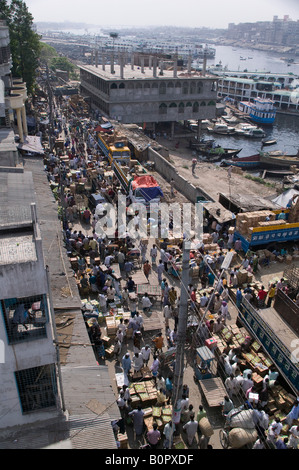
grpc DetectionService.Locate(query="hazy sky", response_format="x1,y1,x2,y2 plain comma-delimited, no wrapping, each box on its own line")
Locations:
25,0,298,29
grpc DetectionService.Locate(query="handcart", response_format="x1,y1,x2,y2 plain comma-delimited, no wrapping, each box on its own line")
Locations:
194,346,227,408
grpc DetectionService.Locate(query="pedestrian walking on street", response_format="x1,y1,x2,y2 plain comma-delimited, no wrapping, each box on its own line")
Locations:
183,413,198,446
191,158,197,176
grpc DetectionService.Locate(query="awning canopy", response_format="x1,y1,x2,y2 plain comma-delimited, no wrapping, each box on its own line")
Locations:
203,201,235,224
18,136,44,155
271,188,299,208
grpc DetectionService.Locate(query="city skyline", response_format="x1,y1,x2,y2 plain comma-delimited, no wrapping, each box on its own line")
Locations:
25,0,299,30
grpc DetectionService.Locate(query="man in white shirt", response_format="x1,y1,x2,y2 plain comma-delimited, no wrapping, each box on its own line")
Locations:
142,293,152,313
266,418,283,447
132,352,144,372
183,414,198,446
241,374,254,394
163,303,172,328
98,293,107,313
157,260,164,283
225,374,240,399
106,286,116,304
200,293,209,308
135,312,144,330
288,425,299,449
141,345,151,365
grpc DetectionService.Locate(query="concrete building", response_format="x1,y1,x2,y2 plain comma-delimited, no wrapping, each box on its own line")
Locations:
79,55,218,135
0,20,28,148
0,169,63,430
227,16,299,48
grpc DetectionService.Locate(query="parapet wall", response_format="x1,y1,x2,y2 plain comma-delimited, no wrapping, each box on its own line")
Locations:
148,147,213,204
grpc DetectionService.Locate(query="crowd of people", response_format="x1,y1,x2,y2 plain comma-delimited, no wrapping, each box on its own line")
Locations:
44,93,299,450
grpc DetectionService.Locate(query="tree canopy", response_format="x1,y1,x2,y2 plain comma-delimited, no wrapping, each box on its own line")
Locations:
0,0,41,95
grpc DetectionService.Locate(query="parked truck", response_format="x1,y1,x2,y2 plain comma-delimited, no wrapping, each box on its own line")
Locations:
96,130,163,210
233,207,299,252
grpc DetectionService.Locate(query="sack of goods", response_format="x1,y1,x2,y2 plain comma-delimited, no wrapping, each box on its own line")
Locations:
227,409,255,430
198,417,214,437
228,428,257,449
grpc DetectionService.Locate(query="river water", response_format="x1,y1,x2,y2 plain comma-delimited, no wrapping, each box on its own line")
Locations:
202,45,299,159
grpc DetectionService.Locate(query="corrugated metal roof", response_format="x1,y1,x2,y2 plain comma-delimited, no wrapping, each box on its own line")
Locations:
69,413,117,449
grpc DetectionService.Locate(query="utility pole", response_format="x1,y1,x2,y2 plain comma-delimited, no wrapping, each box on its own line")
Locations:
171,241,191,433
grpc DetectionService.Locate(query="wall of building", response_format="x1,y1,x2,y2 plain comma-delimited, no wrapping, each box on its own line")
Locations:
0,329,59,429
80,67,218,124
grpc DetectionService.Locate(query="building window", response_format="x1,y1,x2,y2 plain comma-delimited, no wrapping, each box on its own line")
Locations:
119,83,125,89
178,102,184,113
159,83,166,95
167,82,174,90
190,82,196,94
159,103,167,114
183,82,189,95
15,364,57,414
144,82,151,89
1,295,48,344
169,103,177,108
110,83,117,89
193,102,199,112
208,100,216,106
197,81,203,94
200,101,206,106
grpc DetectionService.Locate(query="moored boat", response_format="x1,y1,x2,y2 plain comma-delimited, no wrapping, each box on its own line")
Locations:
199,147,242,158
261,138,277,146
220,154,261,169
259,150,299,169
207,123,236,135
238,98,276,125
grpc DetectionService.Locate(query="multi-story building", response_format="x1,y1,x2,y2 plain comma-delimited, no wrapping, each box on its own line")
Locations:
214,72,299,114
227,16,299,48
79,55,218,133
0,170,62,430
0,20,62,433
0,20,28,146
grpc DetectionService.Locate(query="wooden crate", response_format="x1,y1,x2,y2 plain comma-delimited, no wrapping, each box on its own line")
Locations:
118,432,128,449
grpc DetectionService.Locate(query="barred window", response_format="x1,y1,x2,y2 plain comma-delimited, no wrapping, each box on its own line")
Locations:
1,294,48,344
15,364,57,414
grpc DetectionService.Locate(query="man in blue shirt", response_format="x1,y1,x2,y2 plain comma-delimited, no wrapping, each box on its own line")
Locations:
275,437,288,449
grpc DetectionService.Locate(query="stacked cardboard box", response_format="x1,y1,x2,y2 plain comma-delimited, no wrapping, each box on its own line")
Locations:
236,211,276,238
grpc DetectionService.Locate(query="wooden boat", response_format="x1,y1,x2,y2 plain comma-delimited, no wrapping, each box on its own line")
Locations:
261,139,277,146
259,151,299,169
220,154,260,169
199,147,242,158
188,138,215,150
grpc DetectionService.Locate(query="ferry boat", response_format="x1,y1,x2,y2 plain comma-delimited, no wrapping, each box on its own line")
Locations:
238,98,276,125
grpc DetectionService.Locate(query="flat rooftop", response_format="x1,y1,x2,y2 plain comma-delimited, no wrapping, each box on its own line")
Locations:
0,233,37,265
80,64,214,81
0,170,35,228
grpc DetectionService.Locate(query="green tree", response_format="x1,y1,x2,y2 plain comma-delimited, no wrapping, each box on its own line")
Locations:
0,0,41,95
50,56,74,74
40,42,59,63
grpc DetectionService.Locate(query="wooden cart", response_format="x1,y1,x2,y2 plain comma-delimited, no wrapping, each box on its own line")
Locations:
198,377,227,408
